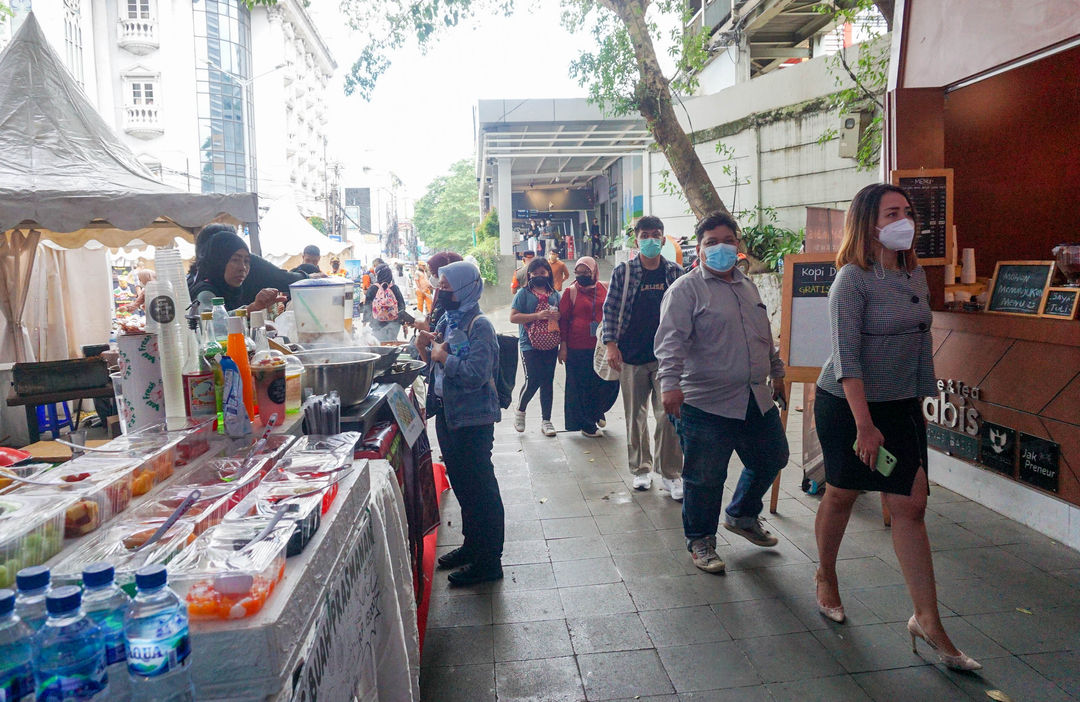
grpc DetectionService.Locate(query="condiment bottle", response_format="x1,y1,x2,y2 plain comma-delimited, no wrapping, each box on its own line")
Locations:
225,316,256,422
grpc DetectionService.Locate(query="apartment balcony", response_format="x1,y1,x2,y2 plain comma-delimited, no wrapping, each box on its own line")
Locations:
117,18,158,55
124,105,163,139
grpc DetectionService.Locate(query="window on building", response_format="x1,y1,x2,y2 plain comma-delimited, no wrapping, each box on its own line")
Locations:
130,81,156,105
63,0,84,86
127,0,153,20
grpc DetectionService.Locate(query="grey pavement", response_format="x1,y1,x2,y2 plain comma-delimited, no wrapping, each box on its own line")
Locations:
420,308,1080,702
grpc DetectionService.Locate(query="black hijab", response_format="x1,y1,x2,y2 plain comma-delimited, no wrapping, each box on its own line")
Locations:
189,228,248,310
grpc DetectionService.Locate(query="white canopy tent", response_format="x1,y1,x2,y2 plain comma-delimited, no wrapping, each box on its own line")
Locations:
0,14,258,363
258,194,349,267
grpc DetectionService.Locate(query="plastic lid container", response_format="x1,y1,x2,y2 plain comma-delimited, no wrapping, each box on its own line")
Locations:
212,297,225,306
16,565,49,591
135,564,167,590
0,588,14,615
46,585,82,615
0,497,71,587
53,517,195,585
19,459,135,537
250,310,266,328
227,316,244,335
82,563,115,588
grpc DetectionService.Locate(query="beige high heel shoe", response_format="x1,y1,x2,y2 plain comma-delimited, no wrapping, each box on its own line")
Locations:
907,615,982,671
814,572,845,623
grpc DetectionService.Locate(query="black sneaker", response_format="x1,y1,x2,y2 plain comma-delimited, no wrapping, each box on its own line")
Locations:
448,561,504,587
437,546,473,570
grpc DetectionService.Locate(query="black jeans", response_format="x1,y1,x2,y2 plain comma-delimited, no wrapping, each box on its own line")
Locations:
435,413,504,563
517,348,558,420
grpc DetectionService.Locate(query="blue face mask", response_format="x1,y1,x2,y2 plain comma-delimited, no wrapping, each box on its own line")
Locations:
702,242,738,272
638,237,663,258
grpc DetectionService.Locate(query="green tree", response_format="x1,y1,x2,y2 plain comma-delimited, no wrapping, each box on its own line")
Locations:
333,0,729,220
306,215,327,235
476,208,499,242
413,158,479,252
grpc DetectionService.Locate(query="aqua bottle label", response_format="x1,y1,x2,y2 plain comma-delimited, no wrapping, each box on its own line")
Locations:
1,661,34,702
34,657,107,700
102,634,126,667
125,623,190,678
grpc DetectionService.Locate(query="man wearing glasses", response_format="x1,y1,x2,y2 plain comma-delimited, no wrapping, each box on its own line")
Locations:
602,216,685,500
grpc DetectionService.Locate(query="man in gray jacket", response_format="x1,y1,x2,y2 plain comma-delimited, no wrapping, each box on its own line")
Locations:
654,212,789,574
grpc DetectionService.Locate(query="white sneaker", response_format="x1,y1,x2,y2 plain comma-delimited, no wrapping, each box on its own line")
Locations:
662,477,684,501
632,474,652,490
541,420,556,437
596,418,607,428
513,410,526,432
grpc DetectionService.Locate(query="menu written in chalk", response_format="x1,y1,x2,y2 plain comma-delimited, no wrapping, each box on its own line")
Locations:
1041,288,1080,319
1018,433,1060,493
894,173,949,260
986,262,1054,315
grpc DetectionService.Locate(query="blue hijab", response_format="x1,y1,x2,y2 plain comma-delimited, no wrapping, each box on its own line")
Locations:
440,261,483,323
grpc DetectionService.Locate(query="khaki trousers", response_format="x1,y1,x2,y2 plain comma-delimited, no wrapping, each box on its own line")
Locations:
619,360,683,479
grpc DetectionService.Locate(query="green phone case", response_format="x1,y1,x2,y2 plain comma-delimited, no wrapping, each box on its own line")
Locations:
852,441,898,476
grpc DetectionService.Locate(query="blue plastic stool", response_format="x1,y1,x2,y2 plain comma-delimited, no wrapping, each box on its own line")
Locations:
35,402,74,439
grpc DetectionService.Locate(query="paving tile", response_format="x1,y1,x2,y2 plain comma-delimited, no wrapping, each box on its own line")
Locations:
537,497,593,520
604,530,674,555
501,538,550,565
494,562,558,592
1018,651,1080,699
492,619,573,662
420,625,493,668
965,605,1080,655
1001,539,1080,572
552,557,622,588
710,598,806,640
644,507,686,530
595,510,659,534
697,570,778,605
613,551,687,579
625,575,712,611
889,615,1011,662
498,484,537,506
811,622,925,673
567,612,652,654
850,583,956,623
738,631,845,683
677,687,773,702
427,593,492,628
852,666,969,702
495,656,584,702
542,516,600,540
657,641,761,692
781,593,883,631
547,535,610,562
419,663,494,702
503,519,545,542
578,481,629,500
767,674,872,701
586,493,643,516
503,501,539,522
639,605,730,648
560,582,637,618
491,589,564,624
833,557,906,589
579,649,676,701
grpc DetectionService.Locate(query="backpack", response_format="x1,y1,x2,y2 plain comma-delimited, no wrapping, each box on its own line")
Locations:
526,293,561,351
465,314,515,410
372,284,399,322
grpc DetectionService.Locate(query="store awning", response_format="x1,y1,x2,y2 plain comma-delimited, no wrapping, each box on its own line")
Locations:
0,14,257,248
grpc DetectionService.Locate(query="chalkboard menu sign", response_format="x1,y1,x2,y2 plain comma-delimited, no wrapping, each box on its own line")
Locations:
985,261,1055,316
1018,433,1060,493
979,421,1016,475
1040,287,1080,320
780,253,839,380
927,424,980,462
890,169,953,265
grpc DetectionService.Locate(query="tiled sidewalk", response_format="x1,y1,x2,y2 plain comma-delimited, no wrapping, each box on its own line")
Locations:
420,332,1080,700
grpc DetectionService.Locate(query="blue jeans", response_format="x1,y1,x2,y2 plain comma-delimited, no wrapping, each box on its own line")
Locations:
676,398,789,546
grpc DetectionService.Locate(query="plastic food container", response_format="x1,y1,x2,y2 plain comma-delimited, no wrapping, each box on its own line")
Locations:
128,486,235,537
0,463,52,492
174,416,217,465
106,428,183,495
224,487,322,558
19,459,135,538
0,495,73,587
53,516,197,587
170,522,290,620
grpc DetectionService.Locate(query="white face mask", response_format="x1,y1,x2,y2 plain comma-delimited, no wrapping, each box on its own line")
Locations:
877,218,915,251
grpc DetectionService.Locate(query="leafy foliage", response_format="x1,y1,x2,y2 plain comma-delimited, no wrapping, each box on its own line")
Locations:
741,222,805,272
413,158,480,253
467,236,500,285
477,208,499,241
813,1,890,170
306,216,328,235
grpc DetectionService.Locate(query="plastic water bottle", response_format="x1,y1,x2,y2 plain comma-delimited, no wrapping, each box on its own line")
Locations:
123,565,194,702
0,589,35,702
14,567,50,632
32,585,108,701
210,297,229,343
446,315,471,358
81,564,131,701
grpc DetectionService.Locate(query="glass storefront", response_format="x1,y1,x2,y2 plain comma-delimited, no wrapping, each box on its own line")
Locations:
192,0,256,194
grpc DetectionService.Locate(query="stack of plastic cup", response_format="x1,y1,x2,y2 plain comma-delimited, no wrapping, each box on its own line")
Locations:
155,247,195,369
143,279,186,419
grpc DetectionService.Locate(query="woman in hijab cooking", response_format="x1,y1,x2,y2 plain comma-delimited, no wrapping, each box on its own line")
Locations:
558,256,619,437
415,261,505,587
188,227,285,313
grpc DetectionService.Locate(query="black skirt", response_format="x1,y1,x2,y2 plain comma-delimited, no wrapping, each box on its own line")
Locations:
814,387,929,496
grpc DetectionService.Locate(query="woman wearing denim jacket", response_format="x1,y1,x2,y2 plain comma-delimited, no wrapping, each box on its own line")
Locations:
416,261,505,586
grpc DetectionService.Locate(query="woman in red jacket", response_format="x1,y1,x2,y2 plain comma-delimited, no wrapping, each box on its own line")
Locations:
558,256,620,437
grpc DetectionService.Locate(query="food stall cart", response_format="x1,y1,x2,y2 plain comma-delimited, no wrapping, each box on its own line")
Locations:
885,0,1079,550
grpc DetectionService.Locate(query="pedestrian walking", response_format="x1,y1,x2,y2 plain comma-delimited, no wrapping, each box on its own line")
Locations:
416,261,505,586
364,263,408,342
510,257,561,437
601,215,684,499
548,250,570,291
655,212,789,574
812,183,980,669
558,256,619,437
